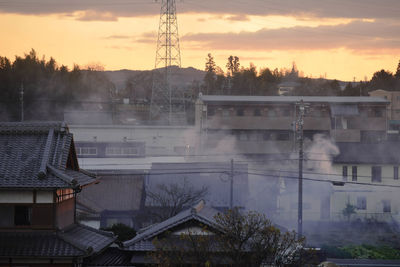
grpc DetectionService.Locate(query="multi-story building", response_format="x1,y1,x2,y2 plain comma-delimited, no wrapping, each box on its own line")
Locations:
195,95,389,155
369,89,400,133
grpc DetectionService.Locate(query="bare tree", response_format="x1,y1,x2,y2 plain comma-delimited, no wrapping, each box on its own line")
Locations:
214,208,305,267
146,179,208,222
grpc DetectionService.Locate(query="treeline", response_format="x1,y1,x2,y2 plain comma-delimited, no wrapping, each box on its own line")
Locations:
199,53,400,96
0,49,114,121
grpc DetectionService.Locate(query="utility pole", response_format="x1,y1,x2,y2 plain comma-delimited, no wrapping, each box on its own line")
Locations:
296,100,306,239
20,83,24,122
230,158,234,209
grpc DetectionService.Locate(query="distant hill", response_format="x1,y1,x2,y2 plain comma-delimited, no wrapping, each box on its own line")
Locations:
104,66,206,91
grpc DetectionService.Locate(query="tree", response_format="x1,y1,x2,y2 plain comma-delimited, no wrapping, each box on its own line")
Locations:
101,223,136,244
369,69,396,91
146,180,208,222
226,55,240,76
204,53,217,94
214,208,305,267
342,202,356,222
395,60,400,80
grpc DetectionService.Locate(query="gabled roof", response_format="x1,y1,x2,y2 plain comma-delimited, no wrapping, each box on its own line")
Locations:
0,224,115,258
123,201,220,251
200,95,389,104
0,121,96,189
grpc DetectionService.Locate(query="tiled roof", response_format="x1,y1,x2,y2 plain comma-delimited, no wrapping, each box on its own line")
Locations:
0,231,83,258
123,201,220,250
60,224,116,254
85,247,133,266
0,224,115,258
200,95,389,104
0,121,96,189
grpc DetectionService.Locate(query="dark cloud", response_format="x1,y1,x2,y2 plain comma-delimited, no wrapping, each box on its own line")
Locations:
225,14,250,22
0,0,399,20
182,19,400,52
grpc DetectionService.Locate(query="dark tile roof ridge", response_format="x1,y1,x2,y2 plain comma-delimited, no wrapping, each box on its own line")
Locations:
79,168,96,178
47,164,77,187
75,223,115,238
124,204,220,248
38,128,54,179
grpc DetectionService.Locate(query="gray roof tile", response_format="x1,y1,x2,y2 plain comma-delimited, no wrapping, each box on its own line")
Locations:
0,122,96,189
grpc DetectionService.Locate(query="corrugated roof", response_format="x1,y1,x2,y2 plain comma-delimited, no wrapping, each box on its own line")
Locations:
0,121,96,189
200,95,389,104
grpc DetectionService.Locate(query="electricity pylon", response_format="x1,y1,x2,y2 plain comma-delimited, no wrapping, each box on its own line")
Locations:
150,0,183,124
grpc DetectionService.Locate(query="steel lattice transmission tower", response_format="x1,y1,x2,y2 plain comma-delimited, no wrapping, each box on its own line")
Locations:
150,0,184,124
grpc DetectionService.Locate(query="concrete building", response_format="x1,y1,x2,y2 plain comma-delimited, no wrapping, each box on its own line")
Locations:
195,95,389,155
369,89,400,132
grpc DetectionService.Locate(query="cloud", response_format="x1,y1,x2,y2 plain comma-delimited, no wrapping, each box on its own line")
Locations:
75,10,118,21
0,0,399,20
182,19,400,52
134,31,157,44
225,14,250,22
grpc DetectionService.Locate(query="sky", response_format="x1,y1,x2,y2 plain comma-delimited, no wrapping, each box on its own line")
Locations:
0,0,400,81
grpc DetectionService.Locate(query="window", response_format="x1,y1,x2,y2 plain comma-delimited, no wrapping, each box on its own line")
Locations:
382,200,391,213
263,132,272,141
277,133,290,141
342,166,348,181
236,109,244,116
371,166,382,182
56,188,74,202
394,166,399,180
356,196,366,210
267,109,276,117
254,108,261,116
207,107,215,116
397,96,400,101
222,110,230,117
106,147,138,156
77,147,97,156
282,108,291,117
352,166,357,181
14,206,31,226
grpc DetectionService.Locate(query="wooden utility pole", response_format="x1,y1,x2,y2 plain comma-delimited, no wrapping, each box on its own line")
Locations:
230,158,234,209
296,100,306,239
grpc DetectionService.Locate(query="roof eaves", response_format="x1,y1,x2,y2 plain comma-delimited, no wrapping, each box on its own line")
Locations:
47,164,77,187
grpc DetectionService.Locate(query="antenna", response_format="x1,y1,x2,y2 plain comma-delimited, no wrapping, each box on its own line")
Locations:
150,0,184,124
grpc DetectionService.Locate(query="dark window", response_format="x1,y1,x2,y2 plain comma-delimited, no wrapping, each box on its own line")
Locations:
277,133,290,141
372,166,382,182
342,166,348,181
14,206,31,226
383,200,391,213
207,107,215,116
394,166,399,180
236,109,244,116
254,108,261,116
374,109,383,117
356,196,366,210
263,132,272,141
352,166,357,181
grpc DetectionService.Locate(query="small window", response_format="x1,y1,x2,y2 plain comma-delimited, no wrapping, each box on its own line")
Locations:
373,109,383,117
342,166,348,181
352,166,357,181
207,107,215,116
282,108,291,117
383,200,391,213
356,196,366,210
14,206,32,226
254,108,261,116
372,166,382,182
277,133,290,141
397,96,400,101
77,147,97,156
394,166,399,180
267,109,276,117
222,110,230,117
263,132,272,141
236,109,244,116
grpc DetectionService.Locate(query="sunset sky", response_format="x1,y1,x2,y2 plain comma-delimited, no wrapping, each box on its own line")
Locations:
1,0,399,81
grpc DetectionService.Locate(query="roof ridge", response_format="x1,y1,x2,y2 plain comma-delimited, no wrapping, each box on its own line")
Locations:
47,164,77,187
57,227,92,255
38,128,54,179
